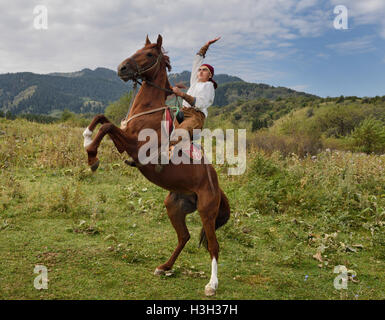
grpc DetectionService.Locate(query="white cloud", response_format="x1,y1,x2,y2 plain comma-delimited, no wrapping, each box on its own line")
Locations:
0,0,331,76
255,48,298,60
203,53,287,83
295,0,318,12
326,36,375,54
288,84,309,91
316,52,330,59
329,0,385,37
277,42,294,47
0,0,382,90
256,50,279,59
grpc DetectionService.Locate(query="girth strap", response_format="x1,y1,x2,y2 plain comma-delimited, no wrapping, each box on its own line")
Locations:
121,106,169,128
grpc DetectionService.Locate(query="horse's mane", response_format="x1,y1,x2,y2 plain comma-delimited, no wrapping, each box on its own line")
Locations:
161,46,172,72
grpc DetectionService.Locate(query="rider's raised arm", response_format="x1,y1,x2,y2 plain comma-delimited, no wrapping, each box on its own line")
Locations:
190,43,210,87
190,55,203,87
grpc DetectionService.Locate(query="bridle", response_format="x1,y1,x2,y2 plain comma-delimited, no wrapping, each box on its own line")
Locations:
126,50,173,94
127,51,162,82
122,49,176,123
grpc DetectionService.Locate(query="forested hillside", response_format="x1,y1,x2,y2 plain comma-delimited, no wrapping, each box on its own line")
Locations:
0,68,130,115
0,67,316,115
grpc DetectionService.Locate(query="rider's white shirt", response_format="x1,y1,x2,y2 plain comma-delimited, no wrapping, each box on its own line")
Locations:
182,54,215,117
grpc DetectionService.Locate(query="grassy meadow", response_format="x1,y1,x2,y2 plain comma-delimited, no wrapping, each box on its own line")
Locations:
1,117,385,299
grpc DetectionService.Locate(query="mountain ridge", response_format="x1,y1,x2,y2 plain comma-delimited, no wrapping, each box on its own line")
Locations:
0,67,317,115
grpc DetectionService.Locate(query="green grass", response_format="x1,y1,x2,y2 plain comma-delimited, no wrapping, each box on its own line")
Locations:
1,118,385,299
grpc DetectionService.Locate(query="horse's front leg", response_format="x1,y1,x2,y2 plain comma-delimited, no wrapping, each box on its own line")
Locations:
83,120,130,171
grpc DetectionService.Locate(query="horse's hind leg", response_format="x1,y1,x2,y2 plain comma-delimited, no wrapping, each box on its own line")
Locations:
154,192,197,275
88,114,111,131
197,188,221,296
83,114,110,148
85,122,130,171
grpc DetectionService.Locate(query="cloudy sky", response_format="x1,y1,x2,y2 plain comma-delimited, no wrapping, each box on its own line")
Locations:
1,0,384,97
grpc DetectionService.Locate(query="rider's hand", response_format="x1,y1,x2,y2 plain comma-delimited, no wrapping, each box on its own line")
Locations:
172,86,183,96
206,36,221,46
174,82,187,89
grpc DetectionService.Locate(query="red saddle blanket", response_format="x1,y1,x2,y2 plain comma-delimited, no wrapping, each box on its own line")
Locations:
164,108,202,161
186,142,203,161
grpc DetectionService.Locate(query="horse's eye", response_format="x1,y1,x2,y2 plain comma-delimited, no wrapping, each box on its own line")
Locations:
147,52,153,57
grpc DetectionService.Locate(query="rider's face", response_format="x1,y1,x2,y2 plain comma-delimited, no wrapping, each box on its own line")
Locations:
197,66,211,82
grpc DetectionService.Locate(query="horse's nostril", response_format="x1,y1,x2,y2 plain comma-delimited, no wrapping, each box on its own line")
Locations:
120,65,127,72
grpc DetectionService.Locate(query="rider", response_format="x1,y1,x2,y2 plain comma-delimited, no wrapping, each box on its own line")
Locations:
125,37,221,170
169,36,221,148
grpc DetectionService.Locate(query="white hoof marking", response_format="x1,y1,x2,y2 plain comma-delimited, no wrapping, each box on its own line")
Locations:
154,268,165,276
83,127,93,148
205,284,216,296
205,258,218,296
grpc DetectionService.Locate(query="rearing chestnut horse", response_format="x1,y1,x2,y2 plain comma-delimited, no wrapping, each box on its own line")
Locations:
83,34,230,296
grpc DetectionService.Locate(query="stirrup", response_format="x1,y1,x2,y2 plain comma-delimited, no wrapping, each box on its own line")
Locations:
124,159,136,167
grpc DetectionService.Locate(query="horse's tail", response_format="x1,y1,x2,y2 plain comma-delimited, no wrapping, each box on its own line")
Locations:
199,188,230,250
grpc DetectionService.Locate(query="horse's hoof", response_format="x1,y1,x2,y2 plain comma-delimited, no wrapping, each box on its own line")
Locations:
154,268,165,276
90,159,100,172
204,284,216,297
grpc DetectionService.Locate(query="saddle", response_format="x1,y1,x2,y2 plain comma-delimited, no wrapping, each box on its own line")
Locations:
124,106,202,168
162,107,203,161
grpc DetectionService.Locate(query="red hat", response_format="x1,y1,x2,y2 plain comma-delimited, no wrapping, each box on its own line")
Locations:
200,63,217,89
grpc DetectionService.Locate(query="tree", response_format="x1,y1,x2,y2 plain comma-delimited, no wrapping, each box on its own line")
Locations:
5,111,15,120
336,95,345,104
105,92,132,125
233,112,242,121
351,117,385,154
61,109,75,122
252,118,268,131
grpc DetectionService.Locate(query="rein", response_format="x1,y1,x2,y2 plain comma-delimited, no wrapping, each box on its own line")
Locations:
123,50,182,124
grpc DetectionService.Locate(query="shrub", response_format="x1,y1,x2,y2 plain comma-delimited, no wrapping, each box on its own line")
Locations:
306,108,314,118
249,130,322,157
336,95,345,104
351,117,385,154
105,92,132,125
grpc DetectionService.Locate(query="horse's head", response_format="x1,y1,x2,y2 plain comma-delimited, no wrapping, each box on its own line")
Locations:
118,34,171,82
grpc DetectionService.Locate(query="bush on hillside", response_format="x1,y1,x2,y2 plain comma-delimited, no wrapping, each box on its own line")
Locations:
351,117,385,154
105,92,132,125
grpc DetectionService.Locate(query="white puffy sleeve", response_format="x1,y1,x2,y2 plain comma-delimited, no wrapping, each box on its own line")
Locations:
190,54,204,87
194,82,215,115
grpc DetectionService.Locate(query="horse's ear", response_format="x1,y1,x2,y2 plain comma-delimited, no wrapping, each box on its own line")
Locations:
145,34,151,45
156,34,163,49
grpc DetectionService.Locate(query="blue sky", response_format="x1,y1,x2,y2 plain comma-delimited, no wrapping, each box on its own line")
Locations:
249,24,385,97
1,0,384,97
